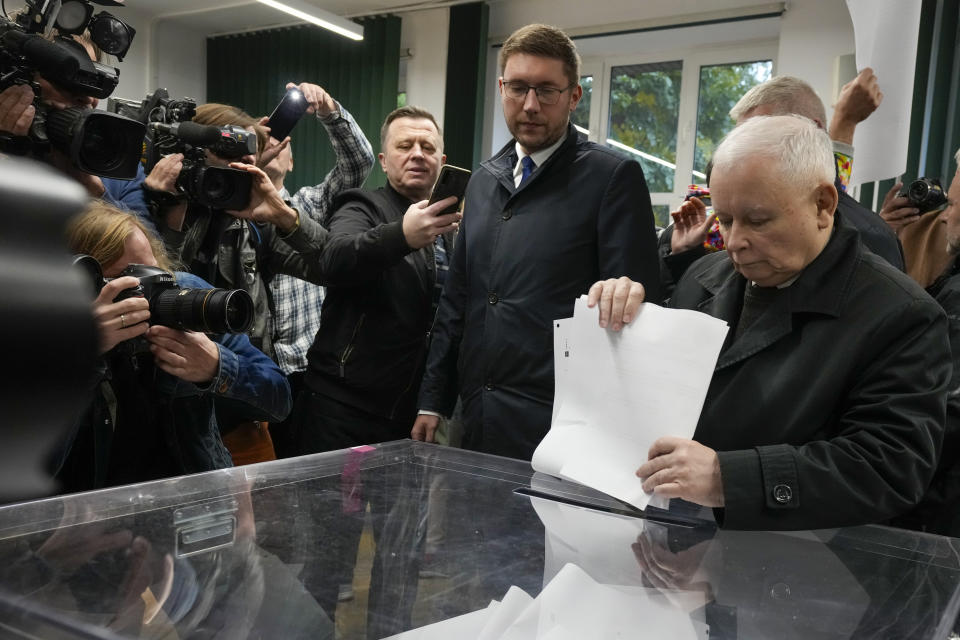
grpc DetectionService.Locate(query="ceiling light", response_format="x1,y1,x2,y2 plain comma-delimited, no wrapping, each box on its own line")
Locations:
255,0,364,41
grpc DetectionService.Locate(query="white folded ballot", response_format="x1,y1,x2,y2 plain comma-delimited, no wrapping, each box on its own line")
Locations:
385,563,706,640
533,296,729,510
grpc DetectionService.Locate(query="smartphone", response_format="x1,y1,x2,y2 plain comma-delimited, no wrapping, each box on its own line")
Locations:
266,87,309,140
429,164,471,214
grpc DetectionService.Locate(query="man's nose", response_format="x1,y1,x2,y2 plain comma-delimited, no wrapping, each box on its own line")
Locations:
241,153,256,165
522,88,540,112
410,143,425,159
722,224,746,251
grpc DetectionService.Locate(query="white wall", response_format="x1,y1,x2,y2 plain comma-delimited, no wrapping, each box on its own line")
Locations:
109,7,152,103
400,8,450,128
152,20,207,105
776,0,856,124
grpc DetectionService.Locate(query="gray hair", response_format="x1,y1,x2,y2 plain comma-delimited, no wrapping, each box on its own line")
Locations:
712,114,835,193
729,75,826,126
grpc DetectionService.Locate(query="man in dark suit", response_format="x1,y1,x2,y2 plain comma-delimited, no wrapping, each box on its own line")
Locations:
589,114,948,530
413,23,661,460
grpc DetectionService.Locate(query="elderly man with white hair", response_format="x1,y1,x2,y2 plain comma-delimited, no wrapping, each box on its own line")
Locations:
590,114,949,531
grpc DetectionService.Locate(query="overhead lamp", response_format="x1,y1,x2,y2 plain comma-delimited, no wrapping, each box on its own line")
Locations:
255,0,364,41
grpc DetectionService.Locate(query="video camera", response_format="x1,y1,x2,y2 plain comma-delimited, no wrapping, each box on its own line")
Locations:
109,88,255,210
898,177,948,213
76,256,255,337
0,0,144,179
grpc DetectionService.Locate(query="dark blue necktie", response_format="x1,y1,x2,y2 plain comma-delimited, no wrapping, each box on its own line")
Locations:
520,155,536,186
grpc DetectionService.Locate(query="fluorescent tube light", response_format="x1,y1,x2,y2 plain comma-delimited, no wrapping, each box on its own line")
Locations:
255,0,364,41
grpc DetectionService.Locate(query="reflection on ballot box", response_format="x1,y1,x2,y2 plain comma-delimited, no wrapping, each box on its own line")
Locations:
0,442,956,639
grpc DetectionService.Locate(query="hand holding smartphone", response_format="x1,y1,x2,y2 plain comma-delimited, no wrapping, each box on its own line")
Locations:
266,87,309,141
428,164,471,214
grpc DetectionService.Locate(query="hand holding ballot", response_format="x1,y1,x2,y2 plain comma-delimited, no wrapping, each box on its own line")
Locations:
533,282,729,511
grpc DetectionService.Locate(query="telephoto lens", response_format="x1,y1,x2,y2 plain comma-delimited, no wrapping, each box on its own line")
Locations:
151,287,254,334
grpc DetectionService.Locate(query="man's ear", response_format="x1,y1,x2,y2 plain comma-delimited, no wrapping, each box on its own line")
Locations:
815,182,839,229
378,152,386,173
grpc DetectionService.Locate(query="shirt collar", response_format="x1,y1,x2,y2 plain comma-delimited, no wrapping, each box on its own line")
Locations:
512,135,566,185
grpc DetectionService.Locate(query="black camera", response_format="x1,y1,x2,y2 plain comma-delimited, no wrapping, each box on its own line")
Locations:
0,2,144,179
77,257,255,335
110,88,255,209
898,177,948,212
111,264,255,335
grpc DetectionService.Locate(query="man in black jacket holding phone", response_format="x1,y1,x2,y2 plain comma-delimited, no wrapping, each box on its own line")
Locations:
291,106,458,633
292,105,459,454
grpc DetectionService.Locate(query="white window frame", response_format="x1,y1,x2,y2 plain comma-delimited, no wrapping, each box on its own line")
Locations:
581,39,778,211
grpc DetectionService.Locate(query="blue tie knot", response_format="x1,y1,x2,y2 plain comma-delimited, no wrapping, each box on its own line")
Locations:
520,155,536,185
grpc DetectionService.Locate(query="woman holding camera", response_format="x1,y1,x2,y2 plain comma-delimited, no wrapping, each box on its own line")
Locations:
56,202,291,493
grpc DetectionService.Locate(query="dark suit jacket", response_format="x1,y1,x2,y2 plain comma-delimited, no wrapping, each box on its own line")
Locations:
419,124,661,460
672,219,948,530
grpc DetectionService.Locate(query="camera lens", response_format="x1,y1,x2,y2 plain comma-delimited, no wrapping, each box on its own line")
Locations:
908,181,930,203
152,287,254,334
202,168,234,202
45,109,146,179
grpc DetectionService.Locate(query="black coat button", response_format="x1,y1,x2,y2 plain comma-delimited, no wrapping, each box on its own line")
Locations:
488,293,499,305
502,209,513,220
772,484,793,504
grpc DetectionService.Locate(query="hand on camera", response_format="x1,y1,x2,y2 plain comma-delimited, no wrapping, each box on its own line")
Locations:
94,276,150,354
0,85,36,136
146,325,220,384
586,276,646,331
287,81,337,117
227,161,299,231
144,153,184,194
401,197,461,249
879,181,921,235
670,196,716,254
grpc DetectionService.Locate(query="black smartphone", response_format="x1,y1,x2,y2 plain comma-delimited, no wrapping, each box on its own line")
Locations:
429,164,471,214
266,87,309,140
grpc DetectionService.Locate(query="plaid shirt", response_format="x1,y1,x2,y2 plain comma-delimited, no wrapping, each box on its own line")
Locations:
270,104,374,375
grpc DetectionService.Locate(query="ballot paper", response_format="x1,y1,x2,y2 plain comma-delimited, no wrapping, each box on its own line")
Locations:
533,298,728,510
845,0,923,186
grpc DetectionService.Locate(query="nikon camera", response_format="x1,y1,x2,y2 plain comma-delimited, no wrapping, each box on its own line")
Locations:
76,257,255,336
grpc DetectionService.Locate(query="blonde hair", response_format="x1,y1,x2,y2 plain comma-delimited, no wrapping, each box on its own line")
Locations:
68,201,177,273
194,102,268,158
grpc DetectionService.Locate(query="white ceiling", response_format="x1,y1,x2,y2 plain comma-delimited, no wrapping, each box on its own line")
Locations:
130,0,454,35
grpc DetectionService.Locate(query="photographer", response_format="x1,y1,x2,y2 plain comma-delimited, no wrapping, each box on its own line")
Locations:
56,201,291,492
149,98,333,361
0,11,150,221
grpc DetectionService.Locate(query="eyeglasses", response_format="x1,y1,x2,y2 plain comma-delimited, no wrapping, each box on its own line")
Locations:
500,80,575,105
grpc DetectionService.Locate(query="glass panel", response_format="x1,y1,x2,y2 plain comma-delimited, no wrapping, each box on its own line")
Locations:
692,60,773,185
651,204,671,229
0,441,957,638
607,60,683,193
570,75,593,134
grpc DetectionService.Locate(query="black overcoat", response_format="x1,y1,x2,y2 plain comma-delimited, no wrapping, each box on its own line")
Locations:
673,220,949,530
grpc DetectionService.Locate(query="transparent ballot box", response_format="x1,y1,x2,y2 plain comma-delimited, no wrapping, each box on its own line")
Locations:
0,440,957,639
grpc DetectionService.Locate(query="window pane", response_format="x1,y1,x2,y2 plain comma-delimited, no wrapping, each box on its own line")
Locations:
607,61,683,193
652,204,670,229
692,60,773,185
571,75,592,133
